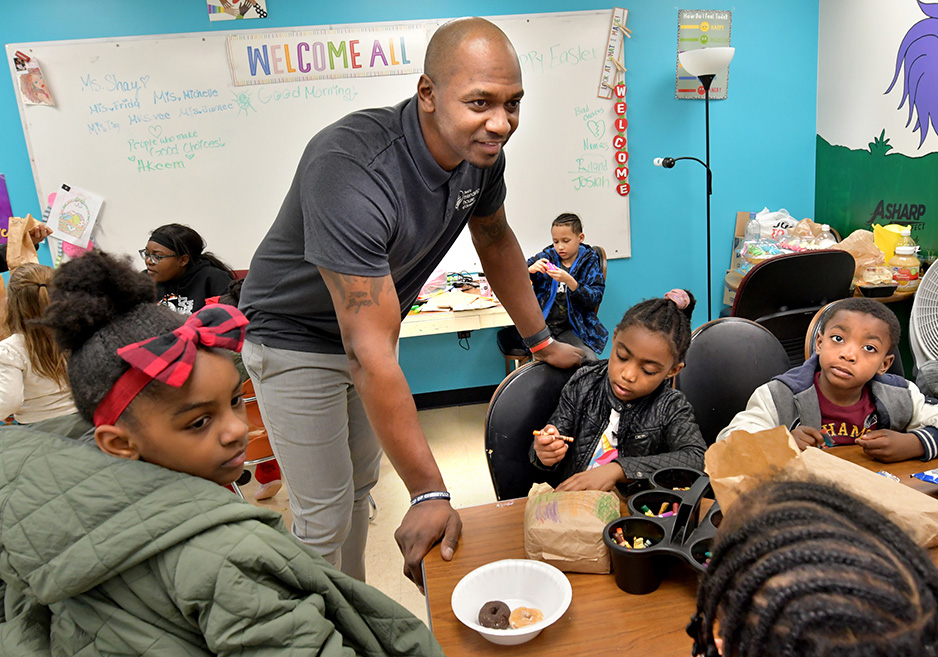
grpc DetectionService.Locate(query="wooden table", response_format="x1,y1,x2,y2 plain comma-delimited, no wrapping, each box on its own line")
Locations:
400,304,512,338
423,445,938,657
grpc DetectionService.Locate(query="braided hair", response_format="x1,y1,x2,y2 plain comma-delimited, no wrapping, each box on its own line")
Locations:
690,480,938,657
39,250,184,425
552,212,583,234
616,293,694,363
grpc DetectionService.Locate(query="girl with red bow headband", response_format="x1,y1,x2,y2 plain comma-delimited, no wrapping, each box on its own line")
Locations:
0,249,443,655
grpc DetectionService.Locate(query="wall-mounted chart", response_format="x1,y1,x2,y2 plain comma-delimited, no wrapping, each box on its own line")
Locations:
675,9,732,100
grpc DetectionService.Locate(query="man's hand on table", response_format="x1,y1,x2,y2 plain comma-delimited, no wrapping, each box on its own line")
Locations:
856,429,925,462
532,338,583,369
395,499,462,594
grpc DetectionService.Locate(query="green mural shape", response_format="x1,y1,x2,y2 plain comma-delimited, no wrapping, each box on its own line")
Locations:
816,132,937,254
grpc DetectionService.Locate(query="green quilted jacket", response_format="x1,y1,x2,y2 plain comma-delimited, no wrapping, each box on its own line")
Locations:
0,427,444,656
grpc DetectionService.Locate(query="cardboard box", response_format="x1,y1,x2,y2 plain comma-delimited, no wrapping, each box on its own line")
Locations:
729,211,754,272
723,269,743,307
724,211,754,308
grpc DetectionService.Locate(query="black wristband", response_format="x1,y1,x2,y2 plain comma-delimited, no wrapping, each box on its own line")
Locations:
410,491,451,506
522,326,552,349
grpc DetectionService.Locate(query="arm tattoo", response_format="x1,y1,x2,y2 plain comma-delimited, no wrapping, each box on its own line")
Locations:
337,274,385,314
474,213,509,245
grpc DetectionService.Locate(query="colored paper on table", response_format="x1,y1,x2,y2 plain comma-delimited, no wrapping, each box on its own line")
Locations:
207,0,267,21
0,174,12,246
48,183,103,249
420,290,498,312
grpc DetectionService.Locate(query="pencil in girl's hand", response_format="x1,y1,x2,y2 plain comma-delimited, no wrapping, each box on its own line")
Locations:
532,430,574,443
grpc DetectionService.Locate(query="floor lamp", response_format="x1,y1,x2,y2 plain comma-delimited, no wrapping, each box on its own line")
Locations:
655,46,735,321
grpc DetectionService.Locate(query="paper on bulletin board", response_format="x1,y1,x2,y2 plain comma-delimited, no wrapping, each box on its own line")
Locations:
675,10,732,100
47,183,103,249
0,174,12,245
207,0,267,21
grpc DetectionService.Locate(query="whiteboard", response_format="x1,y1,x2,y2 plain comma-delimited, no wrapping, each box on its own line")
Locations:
7,11,630,272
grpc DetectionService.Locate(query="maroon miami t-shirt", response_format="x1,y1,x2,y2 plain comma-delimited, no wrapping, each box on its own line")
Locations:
814,373,878,445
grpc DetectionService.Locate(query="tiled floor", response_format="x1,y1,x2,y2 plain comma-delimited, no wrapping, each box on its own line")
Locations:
240,402,495,625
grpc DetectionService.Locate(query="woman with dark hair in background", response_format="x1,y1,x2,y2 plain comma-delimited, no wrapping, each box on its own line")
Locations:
140,223,234,315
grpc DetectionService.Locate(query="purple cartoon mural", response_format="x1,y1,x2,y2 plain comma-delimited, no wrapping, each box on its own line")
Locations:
885,0,938,147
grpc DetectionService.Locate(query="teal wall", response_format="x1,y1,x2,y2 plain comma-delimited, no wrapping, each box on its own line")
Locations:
1,1,820,394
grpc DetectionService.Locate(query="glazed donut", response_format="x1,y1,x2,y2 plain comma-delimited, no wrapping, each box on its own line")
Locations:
478,600,511,629
509,606,544,629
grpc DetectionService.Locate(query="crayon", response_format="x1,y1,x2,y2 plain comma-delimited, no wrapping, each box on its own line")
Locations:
532,430,574,443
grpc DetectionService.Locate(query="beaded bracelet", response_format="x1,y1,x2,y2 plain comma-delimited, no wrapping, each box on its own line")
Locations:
410,491,452,506
521,327,552,349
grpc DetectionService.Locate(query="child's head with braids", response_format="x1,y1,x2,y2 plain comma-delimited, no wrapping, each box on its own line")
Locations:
690,480,938,657
607,292,695,402
41,250,250,486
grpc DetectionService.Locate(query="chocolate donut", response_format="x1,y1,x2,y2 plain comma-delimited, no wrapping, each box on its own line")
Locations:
478,600,511,629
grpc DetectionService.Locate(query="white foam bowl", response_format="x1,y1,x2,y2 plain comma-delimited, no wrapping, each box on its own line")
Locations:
450,559,572,645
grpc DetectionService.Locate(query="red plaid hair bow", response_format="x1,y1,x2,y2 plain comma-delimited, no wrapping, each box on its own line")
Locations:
93,305,248,426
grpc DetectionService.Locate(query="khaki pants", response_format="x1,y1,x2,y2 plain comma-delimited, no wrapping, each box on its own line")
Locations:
242,340,381,581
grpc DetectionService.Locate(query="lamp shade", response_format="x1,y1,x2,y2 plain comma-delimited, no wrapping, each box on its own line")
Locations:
678,47,735,77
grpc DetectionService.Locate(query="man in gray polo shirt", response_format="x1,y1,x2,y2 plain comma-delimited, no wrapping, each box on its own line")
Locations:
239,17,581,589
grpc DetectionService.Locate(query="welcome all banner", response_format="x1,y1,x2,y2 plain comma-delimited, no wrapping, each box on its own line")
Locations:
228,25,428,86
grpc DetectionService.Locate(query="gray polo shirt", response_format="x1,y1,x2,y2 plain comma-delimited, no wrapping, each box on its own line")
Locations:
240,95,507,353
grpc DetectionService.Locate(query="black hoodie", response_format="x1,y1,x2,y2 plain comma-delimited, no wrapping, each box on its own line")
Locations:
155,259,232,315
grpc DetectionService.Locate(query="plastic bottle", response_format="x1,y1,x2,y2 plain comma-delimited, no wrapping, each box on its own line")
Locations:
816,224,836,249
744,212,761,242
890,245,921,293
896,228,916,249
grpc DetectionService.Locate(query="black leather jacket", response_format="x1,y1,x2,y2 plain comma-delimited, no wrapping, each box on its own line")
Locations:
531,361,705,481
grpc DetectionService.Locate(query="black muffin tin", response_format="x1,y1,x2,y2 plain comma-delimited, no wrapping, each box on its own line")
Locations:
602,466,722,594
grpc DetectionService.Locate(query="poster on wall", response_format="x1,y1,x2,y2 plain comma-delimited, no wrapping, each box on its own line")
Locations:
816,0,938,254
675,10,732,99
207,0,267,21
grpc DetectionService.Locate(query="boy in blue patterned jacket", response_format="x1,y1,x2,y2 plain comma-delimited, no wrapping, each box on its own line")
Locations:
526,213,608,360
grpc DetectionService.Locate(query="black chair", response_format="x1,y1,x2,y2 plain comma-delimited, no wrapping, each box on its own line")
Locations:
731,250,855,368
484,361,576,500
804,300,905,377
674,317,790,445
496,245,608,376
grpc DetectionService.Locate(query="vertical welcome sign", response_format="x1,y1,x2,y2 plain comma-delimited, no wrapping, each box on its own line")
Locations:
228,25,428,85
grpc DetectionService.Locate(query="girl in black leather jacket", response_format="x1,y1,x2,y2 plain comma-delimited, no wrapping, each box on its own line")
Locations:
532,292,705,491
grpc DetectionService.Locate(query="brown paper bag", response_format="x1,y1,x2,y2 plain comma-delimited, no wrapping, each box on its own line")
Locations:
705,427,938,548
523,482,620,573
5,214,40,270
